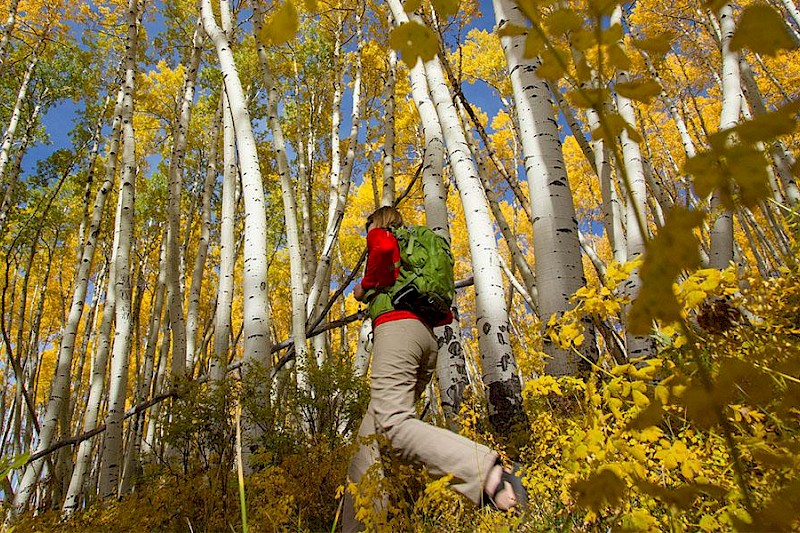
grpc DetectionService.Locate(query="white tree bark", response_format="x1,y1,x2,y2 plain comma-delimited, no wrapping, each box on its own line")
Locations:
0,53,37,192
60,83,128,515
381,46,397,207
98,0,141,500
253,5,310,386
211,91,236,383
495,0,595,375
387,0,523,432
201,0,272,368
167,21,203,377
0,0,19,71
709,3,740,269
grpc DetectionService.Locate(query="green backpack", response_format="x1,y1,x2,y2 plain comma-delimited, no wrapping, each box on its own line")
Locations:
388,225,455,325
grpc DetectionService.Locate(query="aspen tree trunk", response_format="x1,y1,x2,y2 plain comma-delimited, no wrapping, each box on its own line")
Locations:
0,0,19,71
381,46,397,207
306,13,364,365
252,6,310,387
166,22,203,377
709,3,740,269
610,6,654,361
201,0,272,370
353,319,372,377
387,0,524,433
393,6,470,423
137,234,167,458
0,53,37,195
211,92,236,383
495,0,595,375
187,101,220,378
98,0,141,500
13,69,128,521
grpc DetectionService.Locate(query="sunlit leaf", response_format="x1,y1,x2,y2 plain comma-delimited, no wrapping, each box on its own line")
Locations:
730,4,798,56
546,8,584,36
629,208,704,334
524,30,546,58
571,28,594,50
404,0,422,12
431,0,460,19
574,53,592,82
497,23,528,38
571,468,626,509
615,78,662,104
389,21,438,65
258,0,298,46
588,0,624,17
536,48,566,80
607,43,631,70
601,23,624,45
733,101,800,144
632,31,674,57
303,0,317,12
566,88,610,109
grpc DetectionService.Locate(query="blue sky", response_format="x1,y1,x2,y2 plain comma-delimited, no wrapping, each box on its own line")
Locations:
23,0,503,179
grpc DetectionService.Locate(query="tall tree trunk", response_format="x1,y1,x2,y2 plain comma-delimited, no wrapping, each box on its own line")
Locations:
201,0,272,371
387,0,524,433
211,92,236,384
495,0,595,375
166,22,203,378
0,53,37,198
709,3,740,269
381,45,397,207
98,0,141,500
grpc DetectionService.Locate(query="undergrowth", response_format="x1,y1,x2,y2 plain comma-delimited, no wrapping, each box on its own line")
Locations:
8,266,800,532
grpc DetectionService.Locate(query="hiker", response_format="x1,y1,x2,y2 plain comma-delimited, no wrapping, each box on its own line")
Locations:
341,206,528,531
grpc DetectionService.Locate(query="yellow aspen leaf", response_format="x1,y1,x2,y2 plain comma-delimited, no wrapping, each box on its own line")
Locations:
730,4,798,56
733,101,800,144
566,88,610,109
727,146,770,208
497,23,527,38
632,390,649,408
632,31,674,57
389,21,438,65
600,23,624,44
699,515,720,531
614,78,662,104
574,52,592,82
588,0,624,18
524,30,546,58
622,509,659,531
571,468,626,510
404,0,422,12
545,8,584,36
571,28,595,50
302,0,317,12
430,0,460,19
536,48,566,80
629,208,704,334
591,112,642,143
606,43,630,70
258,0,298,46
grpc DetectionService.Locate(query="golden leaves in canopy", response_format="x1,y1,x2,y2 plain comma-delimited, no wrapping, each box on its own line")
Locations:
390,21,439,65
257,0,318,47
730,4,798,56
686,101,800,210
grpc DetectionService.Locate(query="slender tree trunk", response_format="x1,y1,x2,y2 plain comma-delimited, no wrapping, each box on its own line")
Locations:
201,0,272,371
166,23,203,378
0,53,37,195
98,0,141,500
387,0,524,433
709,3,740,269
495,0,595,374
211,92,236,383
381,46,397,207
0,0,19,71
253,6,310,387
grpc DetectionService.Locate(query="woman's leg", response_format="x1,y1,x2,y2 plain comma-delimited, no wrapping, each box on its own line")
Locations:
369,319,497,503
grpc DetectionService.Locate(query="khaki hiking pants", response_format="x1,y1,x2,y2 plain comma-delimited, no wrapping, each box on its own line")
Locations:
341,318,497,532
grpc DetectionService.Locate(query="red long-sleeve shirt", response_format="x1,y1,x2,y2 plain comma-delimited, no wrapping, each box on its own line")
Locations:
361,228,419,327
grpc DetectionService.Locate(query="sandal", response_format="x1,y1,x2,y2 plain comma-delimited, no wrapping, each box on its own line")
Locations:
483,461,529,512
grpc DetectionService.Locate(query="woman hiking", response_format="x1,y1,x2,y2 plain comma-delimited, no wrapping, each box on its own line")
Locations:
341,206,528,531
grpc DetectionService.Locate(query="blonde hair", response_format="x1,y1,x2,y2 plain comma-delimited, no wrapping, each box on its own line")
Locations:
366,206,404,230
